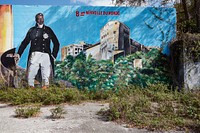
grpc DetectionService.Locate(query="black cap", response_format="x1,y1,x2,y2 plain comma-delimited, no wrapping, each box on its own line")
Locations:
35,13,43,21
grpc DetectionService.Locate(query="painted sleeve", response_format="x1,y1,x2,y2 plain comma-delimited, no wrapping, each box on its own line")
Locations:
50,28,60,59
17,29,31,57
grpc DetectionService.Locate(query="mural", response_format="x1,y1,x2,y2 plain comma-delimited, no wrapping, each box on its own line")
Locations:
0,5,13,54
0,5,176,89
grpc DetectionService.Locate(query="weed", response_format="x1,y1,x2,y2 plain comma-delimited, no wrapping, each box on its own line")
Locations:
0,84,199,132
0,78,8,90
15,104,41,118
50,106,66,119
100,84,200,131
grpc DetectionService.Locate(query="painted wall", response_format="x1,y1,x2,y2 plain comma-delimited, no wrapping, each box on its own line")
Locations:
0,5,176,89
8,5,176,68
0,5,13,54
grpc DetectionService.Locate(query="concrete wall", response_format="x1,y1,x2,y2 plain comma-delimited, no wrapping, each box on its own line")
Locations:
85,44,101,60
184,61,200,90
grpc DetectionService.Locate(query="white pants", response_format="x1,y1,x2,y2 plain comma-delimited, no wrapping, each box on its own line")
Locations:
28,52,51,87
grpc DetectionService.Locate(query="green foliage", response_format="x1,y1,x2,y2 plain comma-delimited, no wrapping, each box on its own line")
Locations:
0,78,7,90
0,87,116,105
55,49,171,90
69,58,90,89
85,89,114,100
1,84,199,131
55,55,75,80
0,88,80,105
176,33,200,63
175,1,200,33
15,105,41,118
178,19,197,33
115,49,172,88
186,40,200,62
50,106,66,119
98,85,200,131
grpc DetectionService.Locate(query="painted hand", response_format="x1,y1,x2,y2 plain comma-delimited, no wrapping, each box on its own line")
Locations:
13,54,20,64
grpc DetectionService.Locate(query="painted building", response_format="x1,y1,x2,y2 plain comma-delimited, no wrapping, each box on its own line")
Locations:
85,42,101,60
61,21,145,62
100,21,131,61
61,41,89,61
61,21,149,62
130,39,149,53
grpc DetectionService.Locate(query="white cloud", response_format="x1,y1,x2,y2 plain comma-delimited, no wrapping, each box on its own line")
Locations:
88,0,114,6
70,0,89,4
70,0,114,6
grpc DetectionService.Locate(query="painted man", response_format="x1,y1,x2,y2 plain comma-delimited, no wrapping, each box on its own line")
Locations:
15,13,60,89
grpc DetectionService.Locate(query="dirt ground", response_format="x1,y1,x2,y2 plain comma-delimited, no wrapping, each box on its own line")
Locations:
0,102,184,133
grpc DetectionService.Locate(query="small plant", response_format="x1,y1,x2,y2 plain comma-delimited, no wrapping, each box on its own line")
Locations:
50,106,66,119
15,105,41,118
0,78,7,90
99,85,200,131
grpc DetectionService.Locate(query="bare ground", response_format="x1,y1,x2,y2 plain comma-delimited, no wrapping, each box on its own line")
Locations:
0,102,184,133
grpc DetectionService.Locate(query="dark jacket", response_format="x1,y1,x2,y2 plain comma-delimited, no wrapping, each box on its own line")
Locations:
17,24,60,79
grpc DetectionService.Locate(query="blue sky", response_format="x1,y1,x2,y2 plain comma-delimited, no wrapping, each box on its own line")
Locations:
0,0,114,6
11,5,176,68
0,1,176,68
0,0,176,7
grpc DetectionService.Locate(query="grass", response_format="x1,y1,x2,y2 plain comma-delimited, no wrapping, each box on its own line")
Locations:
0,87,114,105
98,84,200,132
15,104,41,118
50,105,66,119
0,84,199,132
